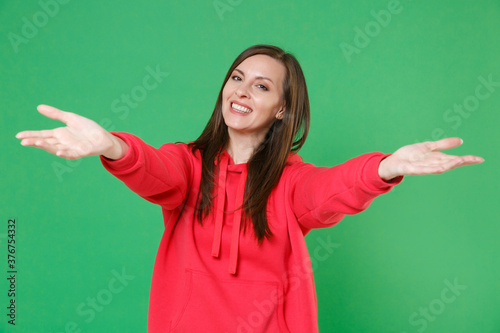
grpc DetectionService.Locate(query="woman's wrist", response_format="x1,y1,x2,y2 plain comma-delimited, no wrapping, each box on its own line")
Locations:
378,156,400,181
102,135,128,160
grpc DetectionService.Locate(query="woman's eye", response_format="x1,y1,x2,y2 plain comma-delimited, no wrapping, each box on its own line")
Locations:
257,84,268,91
232,75,241,81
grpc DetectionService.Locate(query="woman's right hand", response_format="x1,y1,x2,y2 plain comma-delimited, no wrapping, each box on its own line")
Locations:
16,105,128,160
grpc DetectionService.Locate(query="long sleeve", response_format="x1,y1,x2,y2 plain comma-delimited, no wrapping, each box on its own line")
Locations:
100,132,192,210
287,152,403,230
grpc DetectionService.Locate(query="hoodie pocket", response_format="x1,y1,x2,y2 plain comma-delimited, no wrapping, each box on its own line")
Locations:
169,269,290,333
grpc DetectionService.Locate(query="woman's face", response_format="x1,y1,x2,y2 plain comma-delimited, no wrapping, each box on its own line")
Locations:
222,54,286,143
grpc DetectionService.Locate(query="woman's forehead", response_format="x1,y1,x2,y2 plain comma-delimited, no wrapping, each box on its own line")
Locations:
235,55,286,81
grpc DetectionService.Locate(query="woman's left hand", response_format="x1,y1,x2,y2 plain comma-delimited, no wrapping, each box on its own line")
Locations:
378,137,484,181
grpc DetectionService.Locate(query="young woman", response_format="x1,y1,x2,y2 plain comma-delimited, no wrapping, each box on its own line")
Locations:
16,45,483,332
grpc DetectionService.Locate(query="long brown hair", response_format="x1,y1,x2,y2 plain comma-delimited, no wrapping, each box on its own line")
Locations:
190,44,310,243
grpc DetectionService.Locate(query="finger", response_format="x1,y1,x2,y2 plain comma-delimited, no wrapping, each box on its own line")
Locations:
16,129,54,139
54,148,83,160
25,139,84,160
410,156,483,175
427,155,484,167
19,138,41,147
37,105,73,125
456,155,485,165
411,156,459,167
425,137,463,152
20,138,61,155
435,156,476,173
404,159,462,175
20,136,60,147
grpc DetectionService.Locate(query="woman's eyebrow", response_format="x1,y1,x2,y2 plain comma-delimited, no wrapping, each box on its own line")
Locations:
234,68,274,85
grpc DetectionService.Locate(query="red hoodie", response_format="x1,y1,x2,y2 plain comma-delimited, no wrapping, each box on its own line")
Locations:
101,132,403,332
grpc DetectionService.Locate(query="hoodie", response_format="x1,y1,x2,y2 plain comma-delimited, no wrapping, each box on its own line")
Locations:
100,132,403,332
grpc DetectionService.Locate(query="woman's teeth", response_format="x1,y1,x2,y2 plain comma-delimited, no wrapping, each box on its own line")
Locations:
231,103,252,113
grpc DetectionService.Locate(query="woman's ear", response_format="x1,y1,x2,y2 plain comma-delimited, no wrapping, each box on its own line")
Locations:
275,104,286,120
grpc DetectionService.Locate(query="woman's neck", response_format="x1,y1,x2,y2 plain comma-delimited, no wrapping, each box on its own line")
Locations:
225,129,265,164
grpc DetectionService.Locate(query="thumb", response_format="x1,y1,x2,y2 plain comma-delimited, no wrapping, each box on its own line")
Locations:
426,137,463,152
37,104,73,125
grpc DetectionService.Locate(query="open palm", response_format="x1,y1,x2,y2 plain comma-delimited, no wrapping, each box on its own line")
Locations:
16,105,120,160
379,137,484,180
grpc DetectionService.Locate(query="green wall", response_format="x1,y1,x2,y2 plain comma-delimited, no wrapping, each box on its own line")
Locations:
1,0,499,332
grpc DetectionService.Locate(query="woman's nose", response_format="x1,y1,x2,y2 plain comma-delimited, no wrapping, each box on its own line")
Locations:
235,84,249,98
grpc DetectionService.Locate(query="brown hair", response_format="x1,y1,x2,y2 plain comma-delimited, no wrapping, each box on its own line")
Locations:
189,44,310,243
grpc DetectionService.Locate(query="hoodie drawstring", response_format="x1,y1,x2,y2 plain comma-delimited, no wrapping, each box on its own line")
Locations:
229,166,247,275
210,152,247,275
211,154,228,258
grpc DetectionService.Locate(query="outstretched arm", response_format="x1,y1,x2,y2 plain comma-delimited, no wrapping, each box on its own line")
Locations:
378,137,484,181
16,105,192,208
16,105,128,160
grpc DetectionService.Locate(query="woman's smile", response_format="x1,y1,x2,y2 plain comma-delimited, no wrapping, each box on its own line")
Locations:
230,101,253,115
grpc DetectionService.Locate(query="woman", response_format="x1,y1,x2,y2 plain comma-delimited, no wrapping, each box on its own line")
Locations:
16,45,483,332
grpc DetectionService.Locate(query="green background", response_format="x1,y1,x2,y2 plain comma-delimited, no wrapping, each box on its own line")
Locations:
1,0,499,332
